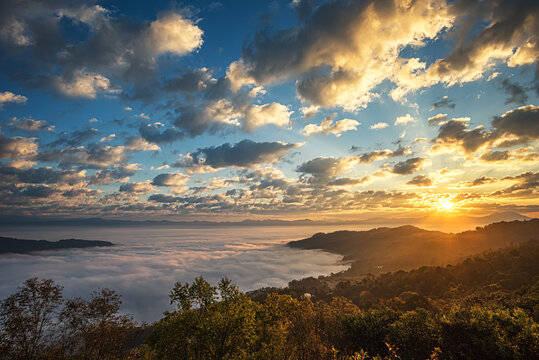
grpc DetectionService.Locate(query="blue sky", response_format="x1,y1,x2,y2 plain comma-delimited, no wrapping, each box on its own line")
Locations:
0,0,538,220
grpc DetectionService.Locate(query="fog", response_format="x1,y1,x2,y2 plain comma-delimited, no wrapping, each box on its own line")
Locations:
0,225,355,322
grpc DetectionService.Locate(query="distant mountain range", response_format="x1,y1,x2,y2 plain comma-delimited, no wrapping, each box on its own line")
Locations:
0,237,114,254
288,219,539,278
0,211,532,228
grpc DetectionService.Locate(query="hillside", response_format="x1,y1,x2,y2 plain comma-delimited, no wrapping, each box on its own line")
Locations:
288,219,539,276
0,237,114,254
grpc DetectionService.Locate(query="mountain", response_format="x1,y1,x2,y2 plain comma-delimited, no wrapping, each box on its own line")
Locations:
0,237,114,254
288,219,539,277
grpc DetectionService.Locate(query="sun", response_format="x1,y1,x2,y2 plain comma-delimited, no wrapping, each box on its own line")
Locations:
439,199,454,211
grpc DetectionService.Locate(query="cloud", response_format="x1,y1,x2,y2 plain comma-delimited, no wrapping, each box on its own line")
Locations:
457,175,496,187
235,0,453,110
303,117,359,137
391,157,427,175
370,122,388,130
499,78,529,105
394,114,415,126
491,105,539,145
353,145,411,163
143,12,203,57
431,96,455,110
151,173,189,187
0,91,27,108
124,136,160,151
0,134,37,159
10,117,54,132
296,157,355,183
405,174,432,186
88,165,138,185
0,3,203,100
479,147,538,163
0,166,86,185
55,70,121,98
139,123,184,144
49,128,99,147
431,117,490,154
327,176,370,187
174,140,301,172
119,181,154,194
0,227,346,322
427,113,448,126
242,103,292,132
37,144,130,169
494,171,539,196
99,134,116,142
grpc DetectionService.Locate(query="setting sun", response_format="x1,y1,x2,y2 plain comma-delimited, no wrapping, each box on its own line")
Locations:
439,199,454,211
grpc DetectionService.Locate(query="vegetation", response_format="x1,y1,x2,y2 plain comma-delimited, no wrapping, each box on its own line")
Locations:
1,230,538,359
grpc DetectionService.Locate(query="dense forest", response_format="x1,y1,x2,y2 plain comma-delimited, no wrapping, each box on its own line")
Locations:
1,223,538,359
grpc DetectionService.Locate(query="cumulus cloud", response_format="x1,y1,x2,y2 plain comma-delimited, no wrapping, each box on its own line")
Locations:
431,117,491,154
99,134,116,142
353,145,411,163
394,114,415,126
10,117,54,132
0,134,37,159
303,117,359,137
242,103,292,132
405,174,432,186
174,140,301,172
143,12,203,57
236,0,453,110
427,113,448,126
55,70,121,98
139,123,184,144
119,181,154,194
0,165,86,185
88,165,138,185
0,91,27,108
37,144,129,169
151,173,189,187
370,122,388,130
296,157,356,183
431,105,539,155
391,157,427,175
494,171,539,197
124,136,160,151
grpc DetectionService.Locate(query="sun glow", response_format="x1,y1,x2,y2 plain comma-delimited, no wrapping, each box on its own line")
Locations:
439,199,454,211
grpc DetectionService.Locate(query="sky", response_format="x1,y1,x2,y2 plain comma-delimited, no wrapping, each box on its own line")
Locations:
0,0,537,221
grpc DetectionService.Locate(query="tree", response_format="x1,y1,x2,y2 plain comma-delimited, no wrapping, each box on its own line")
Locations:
0,278,63,360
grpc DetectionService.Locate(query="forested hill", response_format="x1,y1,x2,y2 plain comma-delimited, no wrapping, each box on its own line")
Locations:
288,219,539,276
0,237,114,254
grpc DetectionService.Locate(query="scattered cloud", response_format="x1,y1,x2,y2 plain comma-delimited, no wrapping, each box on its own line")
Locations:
303,117,360,137
370,122,389,130
394,114,415,126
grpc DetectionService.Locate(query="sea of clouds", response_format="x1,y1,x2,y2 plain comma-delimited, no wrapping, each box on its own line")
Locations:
0,225,351,322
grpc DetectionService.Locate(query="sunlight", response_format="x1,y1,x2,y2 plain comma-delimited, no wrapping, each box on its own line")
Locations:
439,199,454,211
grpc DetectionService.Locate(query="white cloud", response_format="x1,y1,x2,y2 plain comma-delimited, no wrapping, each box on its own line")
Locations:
144,12,203,57
303,118,360,137
0,91,27,108
55,71,121,98
100,134,116,142
394,114,416,126
370,122,389,130
243,103,292,132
